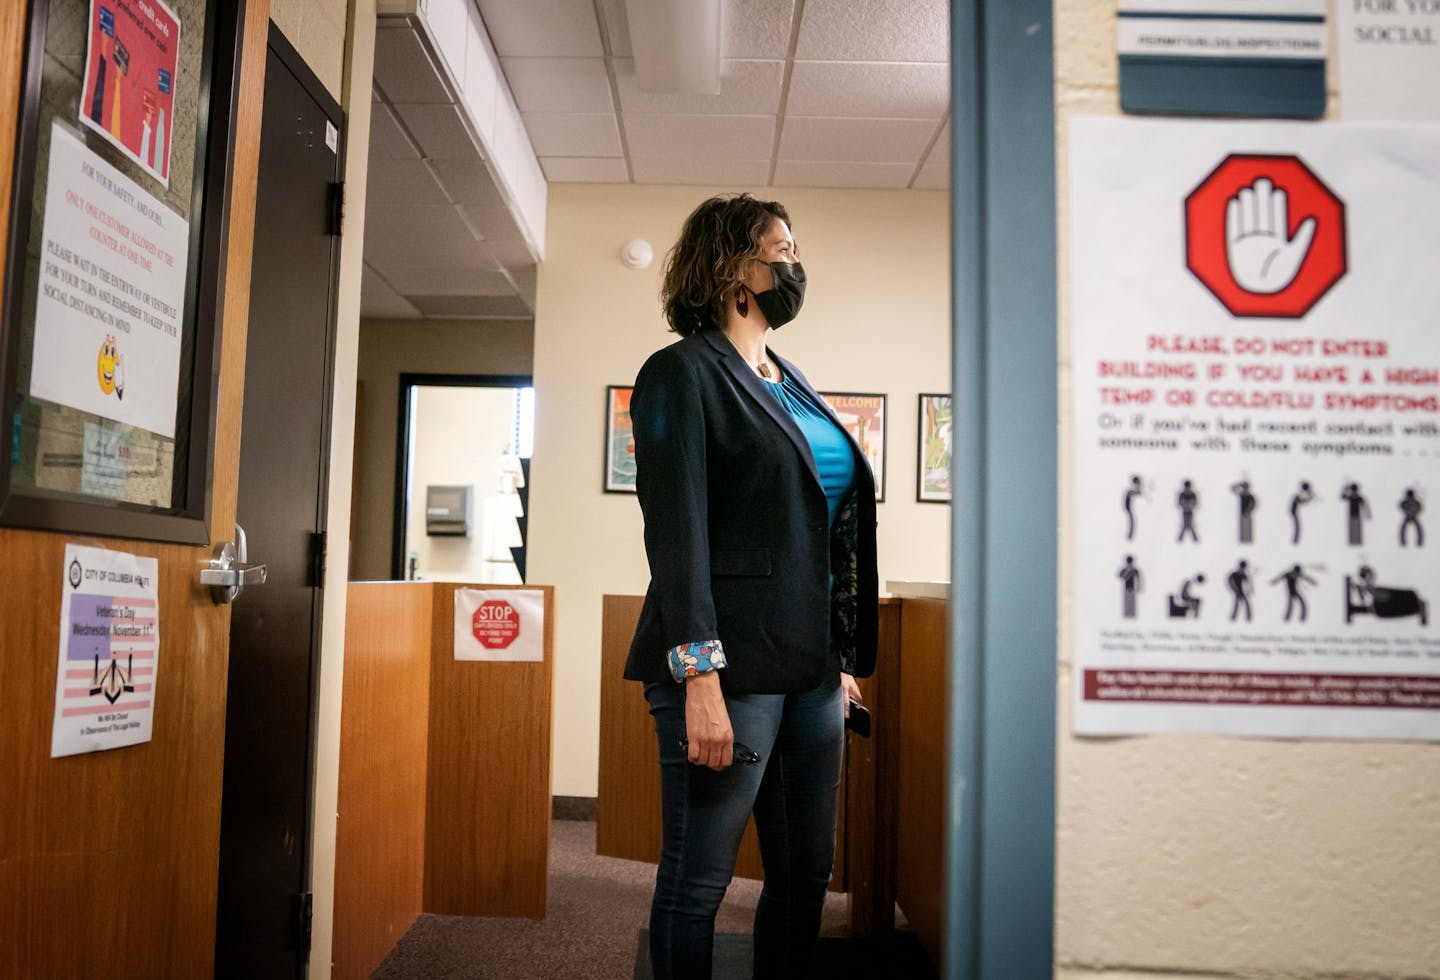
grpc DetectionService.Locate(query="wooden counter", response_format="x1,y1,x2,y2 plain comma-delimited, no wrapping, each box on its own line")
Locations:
597,594,924,940
334,582,555,980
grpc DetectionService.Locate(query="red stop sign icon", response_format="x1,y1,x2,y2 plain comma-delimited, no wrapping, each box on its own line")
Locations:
472,600,520,649
1185,154,1346,319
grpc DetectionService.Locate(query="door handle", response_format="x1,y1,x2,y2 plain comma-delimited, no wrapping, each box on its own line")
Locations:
201,522,268,604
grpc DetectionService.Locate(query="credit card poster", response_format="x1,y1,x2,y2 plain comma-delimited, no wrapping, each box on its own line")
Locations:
1069,117,1440,740
52,544,161,757
80,0,181,185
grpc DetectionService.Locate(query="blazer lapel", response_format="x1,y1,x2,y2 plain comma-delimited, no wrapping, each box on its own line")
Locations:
701,330,823,490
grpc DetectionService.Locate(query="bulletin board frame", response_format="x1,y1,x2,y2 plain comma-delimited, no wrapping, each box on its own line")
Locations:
0,0,245,544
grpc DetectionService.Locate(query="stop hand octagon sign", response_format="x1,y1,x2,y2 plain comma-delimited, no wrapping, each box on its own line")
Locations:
472,599,520,650
1185,154,1346,319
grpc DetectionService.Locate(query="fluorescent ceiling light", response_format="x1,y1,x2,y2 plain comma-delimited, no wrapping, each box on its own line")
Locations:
625,0,721,95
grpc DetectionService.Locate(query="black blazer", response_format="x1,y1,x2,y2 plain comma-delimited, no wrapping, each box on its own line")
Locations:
624,329,879,694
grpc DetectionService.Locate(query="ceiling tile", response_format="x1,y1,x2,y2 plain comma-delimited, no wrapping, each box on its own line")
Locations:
786,61,948,118
397,103,480,160
361,263,422,319
365,158,454,206
500,58,614,112
363,202,479,244
629,155,771,186
724,0,798,59
772,160,915,189
795,0,949,62
912,152,947,190
458,204,531,246
597,0,632,56
613,58,783,115
623,113,775,161
522,113,624,157
778,116,937,164
540,157,631,182
373,25,451,104
410,294,535,318
368,102,420,161
913,117,949,188
476,0,603,57
365,233,498,275
429,158,508,208
601,0,795,60
386,266,516,297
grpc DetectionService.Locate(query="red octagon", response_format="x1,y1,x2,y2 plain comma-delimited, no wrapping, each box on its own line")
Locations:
472,599,520,650
1185,154,1346,319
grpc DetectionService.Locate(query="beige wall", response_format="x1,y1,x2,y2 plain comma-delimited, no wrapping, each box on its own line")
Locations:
529,183,951,798
350,318,534,580
269,0,349,99
1053,2,1440,978
291,0,373,975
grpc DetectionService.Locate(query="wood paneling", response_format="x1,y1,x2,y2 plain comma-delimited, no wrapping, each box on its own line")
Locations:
895,597,949,967
844,599,902,935
334,582,433,980
0,0,268,974
596,595,766,879
424,583,555,917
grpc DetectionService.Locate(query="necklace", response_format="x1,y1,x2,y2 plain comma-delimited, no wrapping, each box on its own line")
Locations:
757,363,773,379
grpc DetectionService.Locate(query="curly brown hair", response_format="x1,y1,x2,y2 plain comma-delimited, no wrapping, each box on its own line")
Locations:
659,193,792,336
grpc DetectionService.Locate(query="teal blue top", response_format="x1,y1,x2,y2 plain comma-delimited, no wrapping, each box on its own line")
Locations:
761,372,856,528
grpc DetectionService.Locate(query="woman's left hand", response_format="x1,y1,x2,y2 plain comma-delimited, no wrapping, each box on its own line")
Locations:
840,672,863,717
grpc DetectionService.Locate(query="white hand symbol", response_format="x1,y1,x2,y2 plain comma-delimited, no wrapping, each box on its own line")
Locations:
114,354,125,401
1225,177,1316,295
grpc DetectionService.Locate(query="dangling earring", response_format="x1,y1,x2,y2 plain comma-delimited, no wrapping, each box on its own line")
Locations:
736,288,749,318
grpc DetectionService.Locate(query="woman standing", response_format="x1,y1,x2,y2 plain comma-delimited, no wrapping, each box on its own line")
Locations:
625,193,879,978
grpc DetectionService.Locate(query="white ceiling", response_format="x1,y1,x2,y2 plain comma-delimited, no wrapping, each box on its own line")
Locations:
361,0,951,320
483,0,951,190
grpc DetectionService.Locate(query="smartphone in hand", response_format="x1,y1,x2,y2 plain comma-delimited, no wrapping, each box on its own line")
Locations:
844,700,871,738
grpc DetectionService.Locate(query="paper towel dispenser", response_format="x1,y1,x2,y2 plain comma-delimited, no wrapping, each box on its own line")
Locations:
426,485,472,536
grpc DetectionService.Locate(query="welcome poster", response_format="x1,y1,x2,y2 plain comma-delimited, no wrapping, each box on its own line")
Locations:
80,0,180,186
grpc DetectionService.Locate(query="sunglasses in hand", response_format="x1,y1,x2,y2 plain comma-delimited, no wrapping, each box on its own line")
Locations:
678,737,762,766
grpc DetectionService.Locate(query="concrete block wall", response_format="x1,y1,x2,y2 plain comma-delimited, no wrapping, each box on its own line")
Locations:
1052,2,1440,977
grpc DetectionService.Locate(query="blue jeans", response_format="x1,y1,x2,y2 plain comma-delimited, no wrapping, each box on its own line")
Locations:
644,668,843,979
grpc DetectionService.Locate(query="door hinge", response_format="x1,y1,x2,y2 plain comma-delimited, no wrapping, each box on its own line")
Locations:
309,531,326,588
328,181,344,237
293,891,313,953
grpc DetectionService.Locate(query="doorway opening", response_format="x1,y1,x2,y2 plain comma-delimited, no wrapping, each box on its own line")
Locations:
392,373,534,583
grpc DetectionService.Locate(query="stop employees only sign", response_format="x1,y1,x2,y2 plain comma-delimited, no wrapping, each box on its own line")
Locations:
453,589,545,662
1185,153,1347,319
472,600,519,649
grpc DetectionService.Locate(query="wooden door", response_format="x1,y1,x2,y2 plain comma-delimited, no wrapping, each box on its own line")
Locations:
0,1,271,975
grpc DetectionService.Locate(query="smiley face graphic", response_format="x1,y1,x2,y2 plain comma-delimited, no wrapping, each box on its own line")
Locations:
97,335,119,396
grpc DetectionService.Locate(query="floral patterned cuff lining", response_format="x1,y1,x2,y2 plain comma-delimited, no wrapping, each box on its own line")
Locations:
667,639,727,683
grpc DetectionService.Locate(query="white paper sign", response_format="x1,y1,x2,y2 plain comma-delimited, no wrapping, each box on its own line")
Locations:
29,123,189,437
453,588,545,662
1338,0,1440,121
1069,117,1440,740
52,544,161,757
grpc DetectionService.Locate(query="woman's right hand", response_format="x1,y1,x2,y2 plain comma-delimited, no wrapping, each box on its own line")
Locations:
683,671,733,770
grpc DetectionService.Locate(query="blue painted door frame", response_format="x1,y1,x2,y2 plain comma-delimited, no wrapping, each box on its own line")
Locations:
947,1,1058,977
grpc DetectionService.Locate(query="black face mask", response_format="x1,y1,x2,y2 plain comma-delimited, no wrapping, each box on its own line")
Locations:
750,261,806,329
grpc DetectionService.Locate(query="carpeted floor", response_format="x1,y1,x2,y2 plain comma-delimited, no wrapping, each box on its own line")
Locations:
371,819,934,979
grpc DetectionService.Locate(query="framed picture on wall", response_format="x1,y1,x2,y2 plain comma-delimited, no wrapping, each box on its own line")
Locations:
0,0,244,543
918,394,953,503
819,392,887,502
604,385,637,493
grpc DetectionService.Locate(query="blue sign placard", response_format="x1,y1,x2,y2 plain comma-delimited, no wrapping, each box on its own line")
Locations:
98,6,115,37
1118,2,1327,118
157,68,171,94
